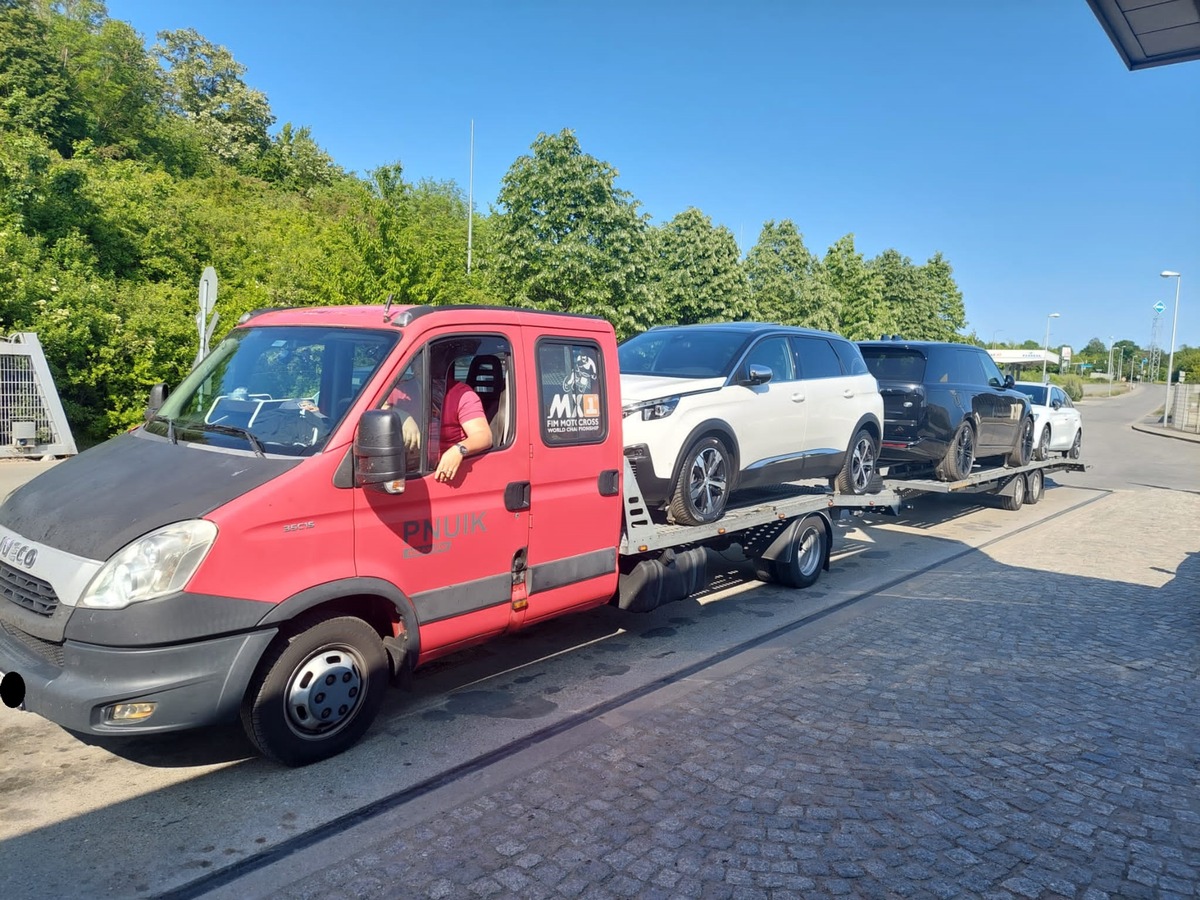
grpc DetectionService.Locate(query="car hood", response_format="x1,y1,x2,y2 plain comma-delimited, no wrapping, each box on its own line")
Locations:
0,431,299,561
619,374,727,404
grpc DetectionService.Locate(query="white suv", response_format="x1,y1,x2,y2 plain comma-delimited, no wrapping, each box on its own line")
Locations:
619,323,883,525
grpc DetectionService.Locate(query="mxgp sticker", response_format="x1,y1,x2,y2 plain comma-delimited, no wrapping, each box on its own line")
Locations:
544,345,602,438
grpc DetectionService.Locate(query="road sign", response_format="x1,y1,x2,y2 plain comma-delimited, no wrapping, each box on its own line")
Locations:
1154,301,1166,314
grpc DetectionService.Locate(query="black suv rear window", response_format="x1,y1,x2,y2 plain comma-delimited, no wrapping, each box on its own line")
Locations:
860,348,926,382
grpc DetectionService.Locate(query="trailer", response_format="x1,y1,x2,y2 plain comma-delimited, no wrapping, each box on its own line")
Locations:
881,457,1087,511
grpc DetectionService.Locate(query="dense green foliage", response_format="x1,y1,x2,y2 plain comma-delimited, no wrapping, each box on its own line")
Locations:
12,0,1111,447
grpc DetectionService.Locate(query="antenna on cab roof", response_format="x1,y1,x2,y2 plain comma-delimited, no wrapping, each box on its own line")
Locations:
383,293,394,322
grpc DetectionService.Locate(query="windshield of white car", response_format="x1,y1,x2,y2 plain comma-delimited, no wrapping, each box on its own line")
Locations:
618,329,750,378
1015,385,1048,404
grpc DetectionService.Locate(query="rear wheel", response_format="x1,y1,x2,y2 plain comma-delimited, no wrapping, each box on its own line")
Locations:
1024,468,1044,504
935,422,975,482
1034,425,1051,461
1007,416,1035,467
999,473,1026,511
1067,430,1082,459
668,436,731,526
834,428,879,495
770,515,829,589
241,615,389,767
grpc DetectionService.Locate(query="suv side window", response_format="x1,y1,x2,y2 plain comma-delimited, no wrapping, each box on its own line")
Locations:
744,336,796,382
976,349,1007,387
831,339,869,376
793,336,843,379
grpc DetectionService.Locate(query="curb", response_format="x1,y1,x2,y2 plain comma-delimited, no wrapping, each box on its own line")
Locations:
1130,421,1200,444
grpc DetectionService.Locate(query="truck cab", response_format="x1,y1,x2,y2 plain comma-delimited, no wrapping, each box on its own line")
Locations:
0,304,624,765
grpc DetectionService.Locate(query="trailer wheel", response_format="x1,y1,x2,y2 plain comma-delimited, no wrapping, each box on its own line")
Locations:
241,615,388,767
835,428,879,495
935,422,975,481
1034,425,1051,461
770,515,828,589
1024,468,1044,504
998,474,1026,511
668,436,731,526
1007,416,1035,467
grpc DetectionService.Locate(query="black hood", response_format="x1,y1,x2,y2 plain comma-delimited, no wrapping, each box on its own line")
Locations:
0,431,299,560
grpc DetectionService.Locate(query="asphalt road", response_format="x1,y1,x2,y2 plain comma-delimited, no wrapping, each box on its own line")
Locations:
0,386,1196,898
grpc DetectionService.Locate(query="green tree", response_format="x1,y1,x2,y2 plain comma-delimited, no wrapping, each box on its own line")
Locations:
0,0,83,153
153,28,273,167
824,234,889,340
744,220,838,331
490,129,654,338
649,207,749,326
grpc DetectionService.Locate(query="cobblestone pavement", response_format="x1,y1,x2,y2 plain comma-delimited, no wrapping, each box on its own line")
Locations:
252,489,1199,900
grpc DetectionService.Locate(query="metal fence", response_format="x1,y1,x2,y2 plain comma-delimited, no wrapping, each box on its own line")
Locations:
0,333,77,458
1165,382,1199,434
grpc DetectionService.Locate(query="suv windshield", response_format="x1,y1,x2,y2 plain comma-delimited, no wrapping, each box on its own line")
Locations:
144,325,398,457
619,328,749,378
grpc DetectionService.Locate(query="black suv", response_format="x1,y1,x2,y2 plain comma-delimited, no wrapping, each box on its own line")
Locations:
857,339,1034,480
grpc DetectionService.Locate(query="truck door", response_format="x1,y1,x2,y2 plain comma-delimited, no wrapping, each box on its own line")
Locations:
520,334,622,626
353,327,531,655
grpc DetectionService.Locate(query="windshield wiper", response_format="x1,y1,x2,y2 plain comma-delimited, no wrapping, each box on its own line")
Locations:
150,415,178,445
198,422,267,457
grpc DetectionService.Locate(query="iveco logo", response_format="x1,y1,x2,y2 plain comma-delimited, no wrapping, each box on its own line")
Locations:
0,536,37,569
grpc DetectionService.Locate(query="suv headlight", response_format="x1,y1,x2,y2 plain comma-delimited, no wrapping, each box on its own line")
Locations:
79,520,218,609
622,396,680,421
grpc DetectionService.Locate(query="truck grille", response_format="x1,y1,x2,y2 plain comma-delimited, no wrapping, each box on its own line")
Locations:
0,619,64,667
0,561,59,616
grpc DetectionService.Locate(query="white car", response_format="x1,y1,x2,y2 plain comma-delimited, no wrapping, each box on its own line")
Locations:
1014,381,1083,460
619,323,884,525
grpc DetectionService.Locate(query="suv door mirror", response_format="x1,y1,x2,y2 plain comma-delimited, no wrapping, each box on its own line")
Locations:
1003,374,1015,389
354,409,408,493
744,364,773,386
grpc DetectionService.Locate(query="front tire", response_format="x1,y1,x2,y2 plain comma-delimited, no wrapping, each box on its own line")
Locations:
835,428,879,495
1034,425,1051,461
935,421,975,481
1007,416,1035,467
241,615,389,767
668,436,731,526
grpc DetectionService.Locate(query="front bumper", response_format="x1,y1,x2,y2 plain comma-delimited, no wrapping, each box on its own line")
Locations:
0,622,276,735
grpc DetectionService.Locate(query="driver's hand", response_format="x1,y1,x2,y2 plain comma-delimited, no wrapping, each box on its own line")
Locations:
401,415,421,451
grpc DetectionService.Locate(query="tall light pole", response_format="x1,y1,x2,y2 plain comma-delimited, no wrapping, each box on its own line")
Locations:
1041,313,1060,383
1161,271,1181,424
1108,337,1115,396
990,329,1004,349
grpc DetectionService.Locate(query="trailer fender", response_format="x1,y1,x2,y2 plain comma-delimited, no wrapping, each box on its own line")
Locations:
758,511,833,572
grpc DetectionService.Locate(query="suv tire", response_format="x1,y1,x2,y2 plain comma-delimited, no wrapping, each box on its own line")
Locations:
668,436,731,526
935,421,975,481
1007,416,1035,467
834,428,879,495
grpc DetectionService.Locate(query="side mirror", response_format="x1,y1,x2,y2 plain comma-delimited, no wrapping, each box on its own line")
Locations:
1003,374,1015,389
744,364,773,386
354,409,408,493
145,382,170,422
1051,399,1062,409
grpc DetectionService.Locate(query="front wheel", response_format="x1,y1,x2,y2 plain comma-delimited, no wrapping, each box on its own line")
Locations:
668,436,731,526
1007,416,1035,467
241,615,389,767
835,428,879,495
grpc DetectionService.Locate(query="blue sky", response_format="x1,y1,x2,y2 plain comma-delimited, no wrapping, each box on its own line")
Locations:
105,1,1199,354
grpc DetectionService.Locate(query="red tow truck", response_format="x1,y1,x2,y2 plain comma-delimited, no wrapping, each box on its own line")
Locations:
0,304,895,765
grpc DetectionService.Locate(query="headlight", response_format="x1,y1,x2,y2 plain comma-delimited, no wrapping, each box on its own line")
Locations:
622,397,680,421
79,520,218,609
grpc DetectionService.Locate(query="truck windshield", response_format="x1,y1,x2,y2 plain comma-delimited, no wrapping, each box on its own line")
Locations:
144,325,398,457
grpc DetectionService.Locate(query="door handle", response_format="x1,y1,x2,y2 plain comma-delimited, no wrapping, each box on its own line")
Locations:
791,393,806,402
843,389,855,398
504,481,531,511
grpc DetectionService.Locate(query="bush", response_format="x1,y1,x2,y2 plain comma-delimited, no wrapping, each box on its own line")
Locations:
1050,373,1084,401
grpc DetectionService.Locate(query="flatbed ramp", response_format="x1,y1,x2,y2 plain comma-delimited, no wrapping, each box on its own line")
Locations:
620,460,899,554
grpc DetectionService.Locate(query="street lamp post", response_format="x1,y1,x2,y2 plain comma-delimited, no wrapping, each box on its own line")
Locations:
990,329,1004,349
1161,271,1181,424
1108,337,1115,396
1041,313,1060,384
